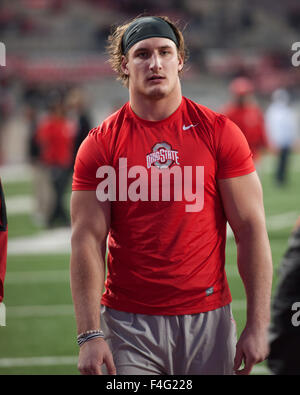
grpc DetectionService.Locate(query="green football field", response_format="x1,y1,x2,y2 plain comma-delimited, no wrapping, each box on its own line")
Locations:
0,153,299,375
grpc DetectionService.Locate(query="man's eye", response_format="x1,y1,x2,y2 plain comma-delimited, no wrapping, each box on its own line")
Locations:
138,52,147,58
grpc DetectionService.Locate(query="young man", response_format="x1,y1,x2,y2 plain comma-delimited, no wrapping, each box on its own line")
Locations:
70,16,273,375
35,92,75,227
221,77,268,165
265,89,298,186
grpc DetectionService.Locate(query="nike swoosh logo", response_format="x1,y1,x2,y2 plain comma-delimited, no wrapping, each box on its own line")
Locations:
182,123,198,130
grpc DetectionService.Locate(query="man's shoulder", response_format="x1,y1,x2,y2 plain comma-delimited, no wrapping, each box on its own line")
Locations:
183,97,224,122
183,96,226,129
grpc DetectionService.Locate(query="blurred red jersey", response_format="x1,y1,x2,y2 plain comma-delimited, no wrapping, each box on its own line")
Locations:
72,97,255,315
0,180,7,303
222,103,268,161
35,116,75,168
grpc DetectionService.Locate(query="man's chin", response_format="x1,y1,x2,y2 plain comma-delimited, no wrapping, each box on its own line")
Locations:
144,86,168,100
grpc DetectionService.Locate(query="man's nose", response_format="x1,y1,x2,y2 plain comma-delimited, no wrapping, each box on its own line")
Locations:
149,53,162,72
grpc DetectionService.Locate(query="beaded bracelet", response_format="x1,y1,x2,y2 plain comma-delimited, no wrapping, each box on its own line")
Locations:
77,329,104,347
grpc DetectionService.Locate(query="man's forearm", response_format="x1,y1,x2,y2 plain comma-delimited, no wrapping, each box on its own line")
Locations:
70,235,106,334
236,224,273,329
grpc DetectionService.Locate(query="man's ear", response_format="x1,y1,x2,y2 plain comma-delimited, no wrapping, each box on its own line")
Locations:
178,54,184,72
121,55,129,75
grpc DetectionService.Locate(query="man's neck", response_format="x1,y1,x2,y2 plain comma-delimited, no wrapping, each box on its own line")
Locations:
129,85,182,121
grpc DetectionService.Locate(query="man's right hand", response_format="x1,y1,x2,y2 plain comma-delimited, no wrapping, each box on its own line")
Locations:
78,338,116,375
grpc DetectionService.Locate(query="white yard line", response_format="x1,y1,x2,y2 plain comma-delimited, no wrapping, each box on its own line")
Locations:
5,195,34,215
5,299,245,319
8,227,72,255
5,267,238,285
231,299,246,310
1,154,300,183
5,270,70,284
0,355,77,368
6,210,299,256
0,354,271,374
266,211,299,230
7,304,74,317
0,164,33,183
227,210,298,237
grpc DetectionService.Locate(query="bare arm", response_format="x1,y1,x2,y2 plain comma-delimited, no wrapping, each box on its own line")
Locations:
218,171,273,375
70,190,115,375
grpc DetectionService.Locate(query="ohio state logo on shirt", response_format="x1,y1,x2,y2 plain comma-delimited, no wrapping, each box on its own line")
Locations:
146,142,180,169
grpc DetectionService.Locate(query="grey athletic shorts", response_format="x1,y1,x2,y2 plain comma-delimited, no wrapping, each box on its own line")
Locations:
100,304,237,375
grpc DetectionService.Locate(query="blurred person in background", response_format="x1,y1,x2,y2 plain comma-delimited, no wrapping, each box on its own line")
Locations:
23,84,48,226
222,77,268,168
0,178,7,326
265,89,298,187
35,91,75,228
267,215,300,375
0,77,14,165
23,83,46,165
65,87,92,162
71,15,273,376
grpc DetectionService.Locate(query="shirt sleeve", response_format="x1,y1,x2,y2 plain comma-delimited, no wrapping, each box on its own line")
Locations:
72,126,109,191
215,115,256,179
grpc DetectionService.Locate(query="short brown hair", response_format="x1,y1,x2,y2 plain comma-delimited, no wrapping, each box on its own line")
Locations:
107,15,188,87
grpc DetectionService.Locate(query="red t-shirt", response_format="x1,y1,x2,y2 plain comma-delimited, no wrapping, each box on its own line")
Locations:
35,116,75,168
72,97,255,315
222,103,268,161
0,181,8,303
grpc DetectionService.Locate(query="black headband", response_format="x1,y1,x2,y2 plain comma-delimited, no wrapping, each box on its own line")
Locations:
122,16,179,54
